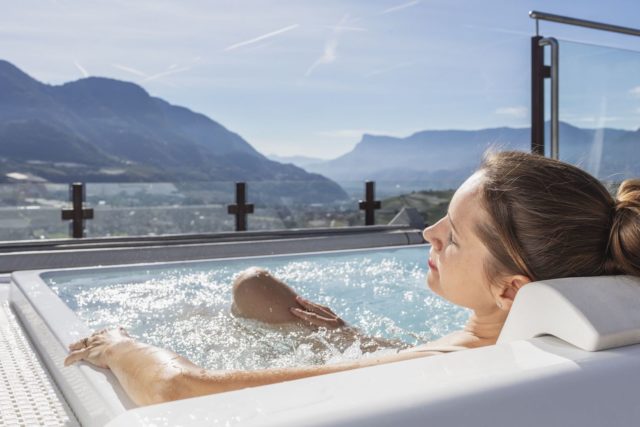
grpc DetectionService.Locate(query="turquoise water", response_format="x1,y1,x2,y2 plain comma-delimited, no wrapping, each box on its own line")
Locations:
45,246,470,370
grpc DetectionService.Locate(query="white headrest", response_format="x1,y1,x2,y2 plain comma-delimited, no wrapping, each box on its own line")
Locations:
497,275,640,351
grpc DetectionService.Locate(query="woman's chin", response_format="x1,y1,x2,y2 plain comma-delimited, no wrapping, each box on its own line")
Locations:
426,272,441,294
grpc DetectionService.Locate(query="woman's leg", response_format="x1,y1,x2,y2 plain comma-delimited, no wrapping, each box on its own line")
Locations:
230,267,405,351
231,267,304,324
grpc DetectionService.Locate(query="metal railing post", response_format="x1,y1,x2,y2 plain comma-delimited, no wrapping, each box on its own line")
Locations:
228,182,254,232
358,181,381,226
529,11,640,37
539,37,559,160
61,183,94,238
531,35,546,156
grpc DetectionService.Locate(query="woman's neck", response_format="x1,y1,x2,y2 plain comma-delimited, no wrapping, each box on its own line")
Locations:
460,309,509,347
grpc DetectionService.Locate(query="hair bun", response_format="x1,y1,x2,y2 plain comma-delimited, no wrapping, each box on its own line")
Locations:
616,179,640,208
609,179,640,276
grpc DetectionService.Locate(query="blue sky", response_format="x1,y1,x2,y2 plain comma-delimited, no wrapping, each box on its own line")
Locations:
1,0,639,158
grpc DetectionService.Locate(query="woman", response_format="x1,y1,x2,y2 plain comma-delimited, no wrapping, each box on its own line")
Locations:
64,151,640,406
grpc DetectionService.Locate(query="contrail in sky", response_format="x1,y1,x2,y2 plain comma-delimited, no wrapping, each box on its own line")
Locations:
112,63,147,77
143,67,191,82
305,15,350,77
364,61,415,78
381,0,421,14
224,24,299,52
324,25,366,32
112,59,198,84
73,60,89,77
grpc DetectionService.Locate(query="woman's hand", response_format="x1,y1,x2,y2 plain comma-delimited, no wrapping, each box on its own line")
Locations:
290,296,346,329
64,327,133,369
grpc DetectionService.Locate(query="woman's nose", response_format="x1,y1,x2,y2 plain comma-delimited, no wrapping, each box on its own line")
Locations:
422,224,443,251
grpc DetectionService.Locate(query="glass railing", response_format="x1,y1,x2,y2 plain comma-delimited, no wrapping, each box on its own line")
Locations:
86,182,235,237
0,26,537,241
0,179,462,240
555,39,640,184
0,182,69,240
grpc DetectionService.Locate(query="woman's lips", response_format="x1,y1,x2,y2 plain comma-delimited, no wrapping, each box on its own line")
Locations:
428,259,438,271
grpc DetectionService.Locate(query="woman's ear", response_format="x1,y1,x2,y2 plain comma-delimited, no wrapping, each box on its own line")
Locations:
496,275,532,311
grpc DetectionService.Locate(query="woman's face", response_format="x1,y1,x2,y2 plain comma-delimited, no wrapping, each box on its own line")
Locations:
422,172,499,313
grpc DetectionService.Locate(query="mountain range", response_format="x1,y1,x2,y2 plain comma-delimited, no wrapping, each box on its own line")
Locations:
2,59,638,200
0,60,347,203
304,123,640,189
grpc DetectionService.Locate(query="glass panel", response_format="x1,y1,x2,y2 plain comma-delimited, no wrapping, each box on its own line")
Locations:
379,187,454,227
557,40,640,183
85,182,235,237
245,180,457,230
245,180,357,230
0,179,454,239
0,183,68,240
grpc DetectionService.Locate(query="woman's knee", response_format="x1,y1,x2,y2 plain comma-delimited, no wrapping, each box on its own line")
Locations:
231,267,302,324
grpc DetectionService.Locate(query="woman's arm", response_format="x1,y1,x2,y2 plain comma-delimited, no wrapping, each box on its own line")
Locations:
291,296,410,351
65,328,438,406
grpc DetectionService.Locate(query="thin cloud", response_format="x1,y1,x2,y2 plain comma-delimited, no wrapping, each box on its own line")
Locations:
224,24,299,52
143,66,191,82
364,61,415,78
324,25,367,32
630,86,640,98
380,0,421,15
306,15,350,77
73,60,89,77
496,106,528,118
112,60,198,84
112,63,147,77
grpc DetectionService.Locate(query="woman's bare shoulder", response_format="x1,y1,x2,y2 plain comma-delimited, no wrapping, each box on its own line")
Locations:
402,330,473,354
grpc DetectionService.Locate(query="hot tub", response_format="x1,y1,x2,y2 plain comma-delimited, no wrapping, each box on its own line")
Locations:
10,245,640,426
11,245,466,425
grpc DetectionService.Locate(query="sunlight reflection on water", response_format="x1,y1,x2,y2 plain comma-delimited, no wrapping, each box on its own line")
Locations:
46,246,470,370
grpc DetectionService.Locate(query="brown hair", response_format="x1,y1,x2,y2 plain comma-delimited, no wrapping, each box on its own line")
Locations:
475,151,640,284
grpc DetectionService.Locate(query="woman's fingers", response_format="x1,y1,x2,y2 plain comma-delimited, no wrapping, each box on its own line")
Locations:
64,348,90,366
290,308,329,325
68,341,83,351
65,328,129,369
294,296,345,327
295,296,335,318
316,303,338,317
290,307,341,328
68,337,89,351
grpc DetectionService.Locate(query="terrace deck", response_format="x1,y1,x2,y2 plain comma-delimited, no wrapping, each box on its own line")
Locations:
0,283,78,426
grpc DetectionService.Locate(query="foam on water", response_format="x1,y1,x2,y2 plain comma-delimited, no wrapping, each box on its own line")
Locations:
45,246,470,370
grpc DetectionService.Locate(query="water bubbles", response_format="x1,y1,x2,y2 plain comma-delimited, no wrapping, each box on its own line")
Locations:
46,247,470,370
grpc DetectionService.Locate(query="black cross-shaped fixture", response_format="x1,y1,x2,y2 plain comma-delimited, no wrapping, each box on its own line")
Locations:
61,183,94,238
228,182,254,231
359,181,381,226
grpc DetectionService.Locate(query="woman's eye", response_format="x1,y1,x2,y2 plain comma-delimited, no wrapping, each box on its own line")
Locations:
447,232,456,246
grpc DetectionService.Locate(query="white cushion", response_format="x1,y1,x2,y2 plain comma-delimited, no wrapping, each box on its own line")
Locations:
497,275,640,351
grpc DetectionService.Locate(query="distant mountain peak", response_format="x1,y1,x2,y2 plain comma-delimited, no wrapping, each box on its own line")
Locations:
57,76,152,109
0,59,41,89
62,76,149,94
0,59,32,78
